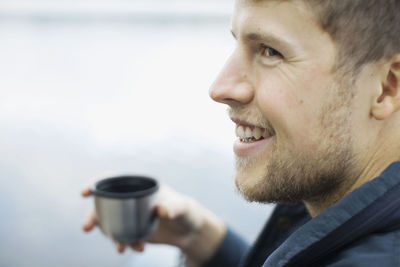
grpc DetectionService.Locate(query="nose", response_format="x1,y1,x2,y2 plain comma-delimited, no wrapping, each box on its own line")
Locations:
209,52,254,106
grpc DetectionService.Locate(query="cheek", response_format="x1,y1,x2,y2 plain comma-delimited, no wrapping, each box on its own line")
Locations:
255,76,324,149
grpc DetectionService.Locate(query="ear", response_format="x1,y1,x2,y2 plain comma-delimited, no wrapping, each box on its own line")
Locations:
371,58,400,120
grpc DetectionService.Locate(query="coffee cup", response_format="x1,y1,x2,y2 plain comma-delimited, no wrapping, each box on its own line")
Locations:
91,175,159,243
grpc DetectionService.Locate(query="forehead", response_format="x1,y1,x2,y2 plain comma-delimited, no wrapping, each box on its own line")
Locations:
232,0,335,61
232,0,318,38
232,0,338,75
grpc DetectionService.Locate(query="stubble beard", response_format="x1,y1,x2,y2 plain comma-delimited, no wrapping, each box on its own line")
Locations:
234,80,355,204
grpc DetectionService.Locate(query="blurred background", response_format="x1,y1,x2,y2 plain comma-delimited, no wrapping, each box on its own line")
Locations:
0,1,274,266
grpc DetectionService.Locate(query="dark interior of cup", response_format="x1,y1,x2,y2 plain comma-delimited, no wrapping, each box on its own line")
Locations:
92,176,158,199
101,183,148,193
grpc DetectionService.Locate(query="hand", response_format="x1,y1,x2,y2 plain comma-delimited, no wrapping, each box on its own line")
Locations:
81,184,226,265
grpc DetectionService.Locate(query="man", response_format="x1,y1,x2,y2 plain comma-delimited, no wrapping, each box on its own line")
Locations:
83,0,400,266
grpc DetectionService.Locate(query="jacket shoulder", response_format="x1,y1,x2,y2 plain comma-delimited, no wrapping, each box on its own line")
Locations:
325,229,400,266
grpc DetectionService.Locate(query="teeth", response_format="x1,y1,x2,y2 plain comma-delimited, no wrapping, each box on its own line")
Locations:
245,127,252,138
236,126,245,137
253,127,262,139
262,130,268,138
236,125,271,142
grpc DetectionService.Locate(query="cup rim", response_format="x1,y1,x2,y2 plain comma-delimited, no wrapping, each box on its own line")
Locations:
91,175,159,199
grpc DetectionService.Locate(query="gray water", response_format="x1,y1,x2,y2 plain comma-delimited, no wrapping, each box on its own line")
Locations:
0,4,273,266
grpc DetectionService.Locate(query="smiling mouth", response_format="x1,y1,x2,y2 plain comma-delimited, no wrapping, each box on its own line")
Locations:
236,124,269,143
234,119,276,144
231,118,276,156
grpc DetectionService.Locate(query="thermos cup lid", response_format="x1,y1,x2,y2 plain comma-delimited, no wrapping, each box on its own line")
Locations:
91,175,159,199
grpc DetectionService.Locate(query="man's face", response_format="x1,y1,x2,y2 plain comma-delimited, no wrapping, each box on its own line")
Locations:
209,0,356,203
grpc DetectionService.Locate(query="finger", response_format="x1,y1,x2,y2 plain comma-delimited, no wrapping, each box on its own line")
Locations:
81,187,92,197
129,241,146,252
155,205,169,218
155,203,185,220
115,242,126,254
82,209,98,232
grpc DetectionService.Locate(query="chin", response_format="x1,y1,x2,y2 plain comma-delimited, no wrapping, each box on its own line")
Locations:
234,168,270,203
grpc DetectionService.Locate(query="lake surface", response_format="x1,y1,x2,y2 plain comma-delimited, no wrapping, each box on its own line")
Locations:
0,4,273,266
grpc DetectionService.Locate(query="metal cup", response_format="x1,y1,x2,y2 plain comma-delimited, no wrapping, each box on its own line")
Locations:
91,175,159,243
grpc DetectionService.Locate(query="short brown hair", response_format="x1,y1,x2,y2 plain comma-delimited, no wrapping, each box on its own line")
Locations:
307,0,400,73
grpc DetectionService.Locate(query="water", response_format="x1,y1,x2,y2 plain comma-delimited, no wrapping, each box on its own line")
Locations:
0,6,273,267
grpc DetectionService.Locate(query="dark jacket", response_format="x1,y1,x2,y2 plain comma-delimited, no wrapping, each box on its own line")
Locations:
204,161,400,267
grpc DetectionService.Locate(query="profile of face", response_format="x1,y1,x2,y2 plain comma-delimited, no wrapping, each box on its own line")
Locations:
209,0,359,203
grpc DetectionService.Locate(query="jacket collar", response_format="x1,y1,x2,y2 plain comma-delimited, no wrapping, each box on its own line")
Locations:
263,161,400,267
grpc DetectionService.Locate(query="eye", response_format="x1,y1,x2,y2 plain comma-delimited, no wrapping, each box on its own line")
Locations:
260,44,283,58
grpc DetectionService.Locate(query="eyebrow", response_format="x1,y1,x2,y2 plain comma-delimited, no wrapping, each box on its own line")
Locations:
231,29,294,53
